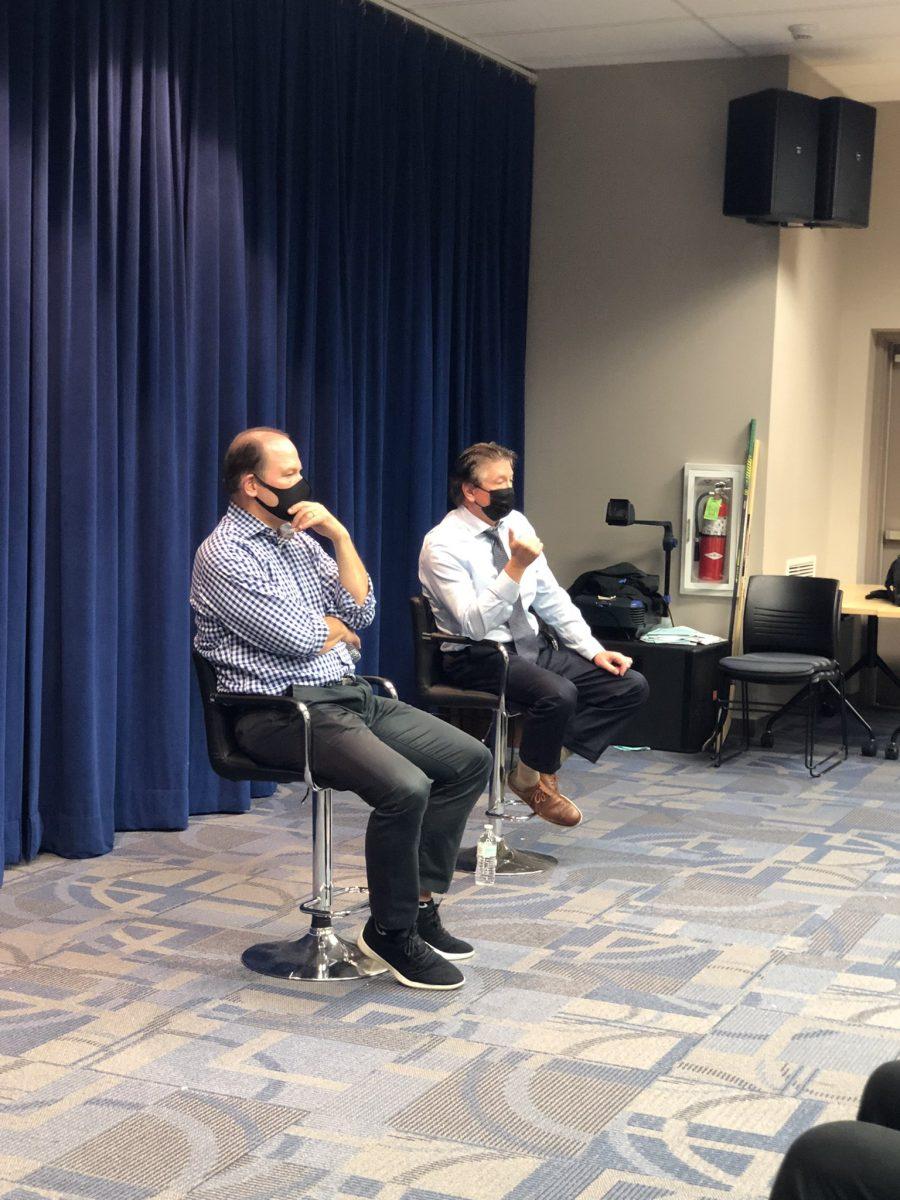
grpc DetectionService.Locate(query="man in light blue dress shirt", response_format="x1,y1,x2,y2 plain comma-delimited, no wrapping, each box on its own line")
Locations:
419,442,649,827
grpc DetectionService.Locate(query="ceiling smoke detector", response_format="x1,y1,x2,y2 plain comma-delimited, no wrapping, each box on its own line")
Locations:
788,23,817,41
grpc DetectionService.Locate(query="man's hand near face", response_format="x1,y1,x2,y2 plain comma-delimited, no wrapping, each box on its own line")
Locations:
288,501,346,541
288,501,370,607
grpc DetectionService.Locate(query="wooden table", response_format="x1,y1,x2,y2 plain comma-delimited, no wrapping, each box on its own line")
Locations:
840,583,900,620
839,582,900,757
841,582,900,694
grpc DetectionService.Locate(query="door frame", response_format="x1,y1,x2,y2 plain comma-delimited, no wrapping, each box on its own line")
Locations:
863,332,900,583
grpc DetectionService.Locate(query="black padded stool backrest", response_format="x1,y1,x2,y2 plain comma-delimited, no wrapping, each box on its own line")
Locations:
410,595,442,696
743,576,842,659
192,650,305,784
408,595,502,712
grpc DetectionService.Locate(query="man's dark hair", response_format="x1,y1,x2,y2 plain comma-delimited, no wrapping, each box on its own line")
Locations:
449,442,517,506
222,427,289,495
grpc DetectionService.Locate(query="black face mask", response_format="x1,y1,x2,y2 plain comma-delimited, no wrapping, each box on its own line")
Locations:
476,486,515,522
253,473,312,522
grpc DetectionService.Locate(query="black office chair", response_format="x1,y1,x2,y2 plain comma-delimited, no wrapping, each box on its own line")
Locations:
710,575,853,777
192,651,397,981
409,596,556,875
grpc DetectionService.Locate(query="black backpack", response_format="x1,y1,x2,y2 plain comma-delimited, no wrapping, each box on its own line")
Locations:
867,556,900,605
568,562,667,641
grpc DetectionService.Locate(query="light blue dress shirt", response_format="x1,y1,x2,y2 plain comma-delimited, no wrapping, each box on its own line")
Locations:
418,505,604,660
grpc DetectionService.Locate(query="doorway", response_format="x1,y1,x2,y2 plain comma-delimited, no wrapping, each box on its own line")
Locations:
864,332,900,706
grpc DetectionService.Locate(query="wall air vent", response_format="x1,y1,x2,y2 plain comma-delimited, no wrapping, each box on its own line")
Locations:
786,555,817,577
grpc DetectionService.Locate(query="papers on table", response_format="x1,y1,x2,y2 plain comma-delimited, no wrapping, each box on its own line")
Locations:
640,625,725,647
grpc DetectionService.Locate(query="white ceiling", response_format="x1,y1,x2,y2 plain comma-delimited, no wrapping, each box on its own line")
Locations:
394,0,900,101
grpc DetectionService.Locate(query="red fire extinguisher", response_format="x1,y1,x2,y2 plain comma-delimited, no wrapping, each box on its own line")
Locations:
696,486,729,582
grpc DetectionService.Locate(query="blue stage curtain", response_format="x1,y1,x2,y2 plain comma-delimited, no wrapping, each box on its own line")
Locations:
0,0,533,875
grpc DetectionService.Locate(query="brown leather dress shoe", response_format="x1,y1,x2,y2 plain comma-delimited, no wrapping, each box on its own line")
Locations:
507,773,582,827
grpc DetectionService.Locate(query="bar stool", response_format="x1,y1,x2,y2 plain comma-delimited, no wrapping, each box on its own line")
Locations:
409,597,556,875
192,651,395,981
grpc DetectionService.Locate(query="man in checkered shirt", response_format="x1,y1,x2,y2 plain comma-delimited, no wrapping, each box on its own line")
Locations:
191,428,491,991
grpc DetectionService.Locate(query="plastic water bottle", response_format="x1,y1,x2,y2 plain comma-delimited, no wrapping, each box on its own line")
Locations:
475,823,498,886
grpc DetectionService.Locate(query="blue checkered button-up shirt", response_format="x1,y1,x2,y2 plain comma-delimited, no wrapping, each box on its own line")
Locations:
191,503,376,693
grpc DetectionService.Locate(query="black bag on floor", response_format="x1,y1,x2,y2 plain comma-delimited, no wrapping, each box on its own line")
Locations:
866,555,900,605
568,562,666,641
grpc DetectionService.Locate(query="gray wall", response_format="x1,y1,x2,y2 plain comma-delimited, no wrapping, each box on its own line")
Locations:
525,57,788,635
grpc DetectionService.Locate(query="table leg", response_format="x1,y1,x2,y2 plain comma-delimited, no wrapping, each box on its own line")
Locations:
844,615,878,682
843,615,900,697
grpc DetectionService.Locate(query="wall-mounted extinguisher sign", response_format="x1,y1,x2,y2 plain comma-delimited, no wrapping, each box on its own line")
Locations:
696,485,729,582
682,464,742,595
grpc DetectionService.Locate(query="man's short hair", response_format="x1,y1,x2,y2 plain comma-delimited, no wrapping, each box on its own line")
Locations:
222,427,289,495
449,442,517,506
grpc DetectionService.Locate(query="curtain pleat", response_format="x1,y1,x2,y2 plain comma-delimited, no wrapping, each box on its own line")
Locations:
0,0,534,876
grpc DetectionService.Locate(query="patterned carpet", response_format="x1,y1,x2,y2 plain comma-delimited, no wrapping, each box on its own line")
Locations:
2,721,900,1200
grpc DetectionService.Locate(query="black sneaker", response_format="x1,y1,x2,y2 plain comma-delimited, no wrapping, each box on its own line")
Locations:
417,900,474,961
357,917,465,990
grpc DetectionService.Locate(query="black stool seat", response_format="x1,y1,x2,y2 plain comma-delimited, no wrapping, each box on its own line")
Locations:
424,684,505,709
719,652,839,684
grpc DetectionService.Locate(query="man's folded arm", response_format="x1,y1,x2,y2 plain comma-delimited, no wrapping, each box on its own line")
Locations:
317,544,376,630
419,543,518,641
195,554,328,658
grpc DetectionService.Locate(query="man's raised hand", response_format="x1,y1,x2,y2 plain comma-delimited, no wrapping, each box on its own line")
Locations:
508,528,543,568
289,501,347,541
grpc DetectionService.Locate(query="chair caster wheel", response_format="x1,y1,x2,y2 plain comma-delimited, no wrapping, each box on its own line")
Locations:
886,743,899,761
760,731,774,749
861,738,877,758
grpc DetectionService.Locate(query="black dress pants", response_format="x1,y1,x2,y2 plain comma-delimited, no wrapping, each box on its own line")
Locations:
769,1061,900,1200
233,678,492,931
443,639,650,774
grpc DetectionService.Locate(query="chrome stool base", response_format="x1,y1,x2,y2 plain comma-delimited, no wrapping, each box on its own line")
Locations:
456,837,557,875
241,922,388,981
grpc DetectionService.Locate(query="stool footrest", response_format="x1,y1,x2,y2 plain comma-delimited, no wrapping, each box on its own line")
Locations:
300,884,369,920
485,799,534,823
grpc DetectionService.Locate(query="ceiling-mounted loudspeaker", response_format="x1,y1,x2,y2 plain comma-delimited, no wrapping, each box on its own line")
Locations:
814,97,877,228
723,88,820,224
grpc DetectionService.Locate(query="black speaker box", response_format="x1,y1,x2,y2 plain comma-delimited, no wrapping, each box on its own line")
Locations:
814,97,876,227
723,88,820,224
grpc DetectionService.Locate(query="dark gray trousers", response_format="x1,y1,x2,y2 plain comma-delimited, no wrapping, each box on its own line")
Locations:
234,678,492,931
769,1062,900,1200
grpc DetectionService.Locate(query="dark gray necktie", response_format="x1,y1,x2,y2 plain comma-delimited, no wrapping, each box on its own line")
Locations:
484,527,541,662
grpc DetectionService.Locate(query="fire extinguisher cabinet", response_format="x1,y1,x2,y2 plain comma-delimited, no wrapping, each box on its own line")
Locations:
681,463,743,596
